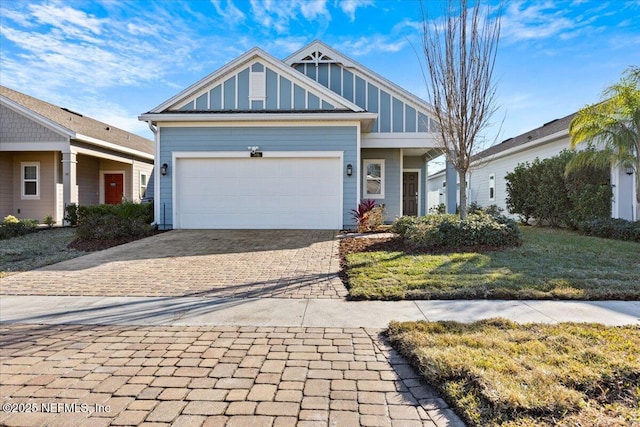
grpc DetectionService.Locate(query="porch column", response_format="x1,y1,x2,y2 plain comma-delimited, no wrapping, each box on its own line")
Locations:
445,160,457,214
61,151,78,224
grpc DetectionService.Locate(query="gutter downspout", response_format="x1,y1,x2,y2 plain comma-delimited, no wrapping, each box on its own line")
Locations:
147,121,159,228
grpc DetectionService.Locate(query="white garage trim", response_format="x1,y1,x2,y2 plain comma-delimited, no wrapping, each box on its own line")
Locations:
171,150,344,229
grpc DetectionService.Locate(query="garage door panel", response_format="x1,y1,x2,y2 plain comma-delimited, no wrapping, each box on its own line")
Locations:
176,156,342,229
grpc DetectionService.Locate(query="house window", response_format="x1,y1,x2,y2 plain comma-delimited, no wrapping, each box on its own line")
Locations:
489,174,495,201
140,172,148,199
21,162,40,199
363,159,385,198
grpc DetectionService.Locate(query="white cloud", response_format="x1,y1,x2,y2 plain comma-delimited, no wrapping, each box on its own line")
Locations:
334,35,406,56
339,0,373,21
211,0,246,25
500,1,579,42
249,0,330,33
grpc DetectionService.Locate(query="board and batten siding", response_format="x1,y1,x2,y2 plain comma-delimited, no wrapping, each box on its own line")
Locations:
158,126,358,229
176,61,337,112
361,148,401,221
293,62,434,134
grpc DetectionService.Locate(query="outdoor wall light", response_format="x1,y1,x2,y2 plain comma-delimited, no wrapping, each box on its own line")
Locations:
626,166,634,176
346,164,353,176
161,163,168,176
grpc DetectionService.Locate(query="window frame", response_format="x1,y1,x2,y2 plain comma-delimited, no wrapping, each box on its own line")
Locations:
140,171,148,200
363,159,385,199
489,173,495,201
21,162,40,200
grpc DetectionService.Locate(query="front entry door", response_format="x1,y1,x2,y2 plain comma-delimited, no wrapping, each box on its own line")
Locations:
104,174,124,205
402,172,419,216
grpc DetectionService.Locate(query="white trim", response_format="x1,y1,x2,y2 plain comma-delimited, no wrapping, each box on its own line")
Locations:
20,161,40,200
476,129,568,163
0,96,75,138
363,159,385,199
171,150,344,229
403,168,422,216
139,170,148,200
75,133,154,161
356,121,361,205
100,170,126,204
399,149,404,215
74,146,135,164
362,132,439,148
152,119,368,128
172,150,343,159
150,49,363,113
488,173,496,201
1,142,69,151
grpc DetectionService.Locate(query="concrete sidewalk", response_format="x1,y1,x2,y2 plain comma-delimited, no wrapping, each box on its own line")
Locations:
2,296,639,327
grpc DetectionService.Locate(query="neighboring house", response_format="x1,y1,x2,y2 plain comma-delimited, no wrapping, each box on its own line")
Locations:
139,40,442,230
427,112,638,221
0,85,154,225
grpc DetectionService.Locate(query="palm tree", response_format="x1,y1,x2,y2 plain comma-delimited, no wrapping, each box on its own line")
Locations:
567,66,640,215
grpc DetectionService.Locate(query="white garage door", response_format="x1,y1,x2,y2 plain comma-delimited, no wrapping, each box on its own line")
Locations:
175,155,343,229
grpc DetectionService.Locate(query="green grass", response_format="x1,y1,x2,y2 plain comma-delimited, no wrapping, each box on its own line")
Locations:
346,227,640,300
0,228,82,278
387,319,640,427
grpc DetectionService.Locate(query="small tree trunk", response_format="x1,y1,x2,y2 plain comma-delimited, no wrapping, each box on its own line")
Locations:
459,171,468,219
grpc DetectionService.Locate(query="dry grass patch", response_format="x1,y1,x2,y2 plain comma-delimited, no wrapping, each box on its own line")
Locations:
0,228,82,278
387,319,640,427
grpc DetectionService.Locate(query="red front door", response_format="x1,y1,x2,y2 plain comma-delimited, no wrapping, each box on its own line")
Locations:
104,174,124,205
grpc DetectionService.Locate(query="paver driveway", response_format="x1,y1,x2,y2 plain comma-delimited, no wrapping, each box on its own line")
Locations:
0,325,458,427
0,230,347,299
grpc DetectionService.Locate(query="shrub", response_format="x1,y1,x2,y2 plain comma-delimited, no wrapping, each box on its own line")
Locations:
390,215,420,235
506,150,612,227
0,216,38,240
75,201,153,241
429,203,446,214
65,203,78,226
393,212,521,249
351,200,385,232
576,218,640,242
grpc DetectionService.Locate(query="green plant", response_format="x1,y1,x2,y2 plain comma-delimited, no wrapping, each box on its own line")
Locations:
392,212,521,250
75,201,153,241
351,200,384,232
43,215,55,228
0,216,38,240
505,150,612,227
576,218,640,242
64,203,78,226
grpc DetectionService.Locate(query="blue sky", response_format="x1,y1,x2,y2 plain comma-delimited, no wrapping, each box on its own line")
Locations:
1,0,639,166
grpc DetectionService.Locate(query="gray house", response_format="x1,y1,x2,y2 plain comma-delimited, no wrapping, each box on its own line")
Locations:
1,85,154,224
140,40,441,229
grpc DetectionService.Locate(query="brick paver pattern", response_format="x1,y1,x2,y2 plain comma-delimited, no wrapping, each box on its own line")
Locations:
0,230,347,299
0,324,455,427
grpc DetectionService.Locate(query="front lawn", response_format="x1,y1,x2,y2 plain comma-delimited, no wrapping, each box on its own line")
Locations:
387,319,640,427
343,227,640,300
0,228,82,278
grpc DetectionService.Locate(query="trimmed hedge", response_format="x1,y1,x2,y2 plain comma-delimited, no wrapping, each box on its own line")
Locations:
76,202,153,241
576,218,640,242
392,212,522,250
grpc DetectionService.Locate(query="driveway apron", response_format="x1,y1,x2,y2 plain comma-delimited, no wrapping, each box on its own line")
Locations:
0,230,347,299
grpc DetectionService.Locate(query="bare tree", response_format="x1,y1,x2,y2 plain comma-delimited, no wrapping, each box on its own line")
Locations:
421,0,502,219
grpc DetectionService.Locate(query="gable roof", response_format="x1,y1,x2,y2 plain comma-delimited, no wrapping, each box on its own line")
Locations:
0,85,153,156
285,40,434,115
472,112,576,162
148,47,365,114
